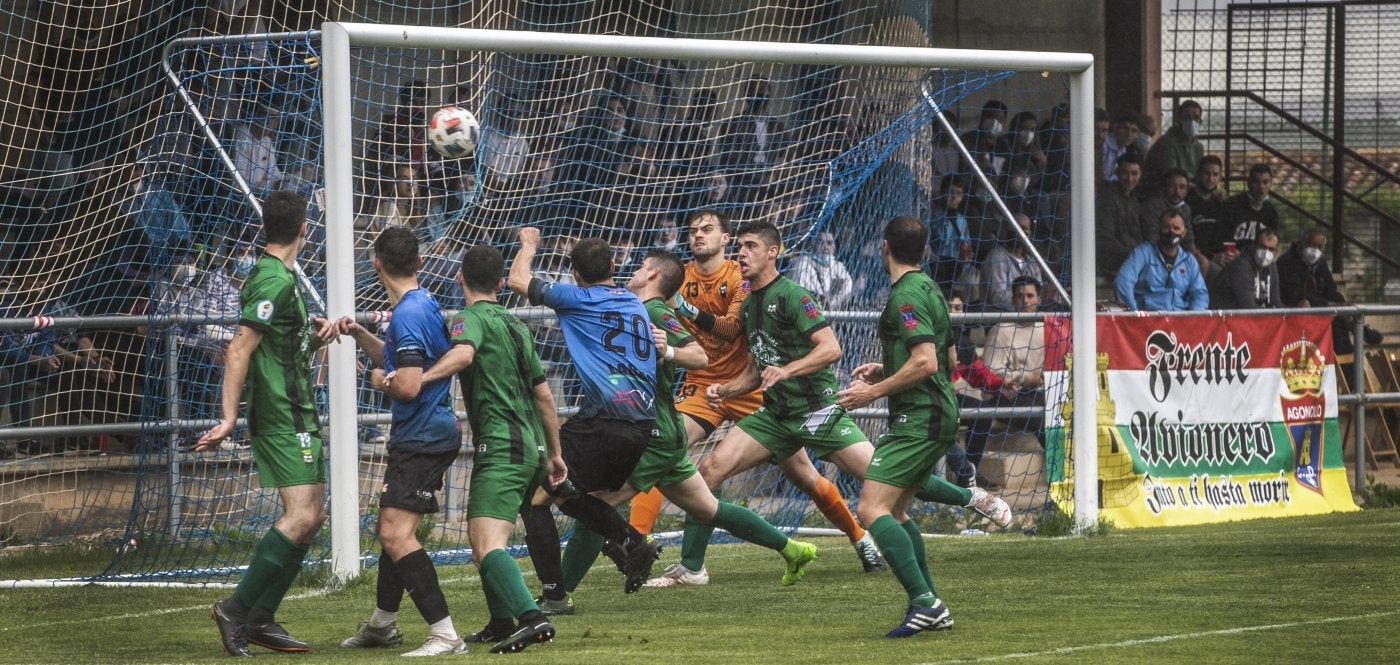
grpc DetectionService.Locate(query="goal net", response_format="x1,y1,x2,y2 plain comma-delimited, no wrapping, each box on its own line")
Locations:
0,1,1094,585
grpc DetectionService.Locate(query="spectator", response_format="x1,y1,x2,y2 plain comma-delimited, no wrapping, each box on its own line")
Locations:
1139,167,1196,255
1039,103,1072,194
232,106,283,194
371,80,429,169
931,110,961,193
154,249,243,438
981,212,1045,311
965,276,1046,487
929,175,972,292
1210,228,1281,310
944,290,993,488
713,76,787,208
1134,111,1159,155
1095,152,1148,277
961,100,1009,198
1143,100,1204,195
999,111,1046,198
1186,154,1230,265
659,89,721,224
1115,209,1209,311
1277,226,1343,309
788,231,855,310
1222,163,1280,252
1101,110,1141,182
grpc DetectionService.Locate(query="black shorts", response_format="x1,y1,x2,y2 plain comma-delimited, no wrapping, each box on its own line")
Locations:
555,416,652,494
379,447,458,514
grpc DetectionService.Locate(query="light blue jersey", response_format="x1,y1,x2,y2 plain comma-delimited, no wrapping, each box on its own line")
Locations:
383,288,461,452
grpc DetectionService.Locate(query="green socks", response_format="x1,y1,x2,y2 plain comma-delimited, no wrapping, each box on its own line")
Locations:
916,474,973,506
712,500,789,552
869,515,935,605
480,548,536,619
679,514,716,572
235,528,302,610
560,527,605,593
901,518,936,598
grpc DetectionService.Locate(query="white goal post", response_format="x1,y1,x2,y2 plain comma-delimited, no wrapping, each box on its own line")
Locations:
318,22,1099,582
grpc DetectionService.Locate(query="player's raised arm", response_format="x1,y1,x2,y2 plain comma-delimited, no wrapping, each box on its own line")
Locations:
507,226,541,296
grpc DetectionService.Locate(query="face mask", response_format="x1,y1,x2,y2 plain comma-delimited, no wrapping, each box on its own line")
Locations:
1169,198,1187,209
1019,130,1035,146
1158,233,1181,248
812,253,833,266
1008,175,1030,196
1302,246,1323,265
981,118,1003,135
233,255,255,277
1254,248,1275,267
176,263,198,285
1184,119,1200,140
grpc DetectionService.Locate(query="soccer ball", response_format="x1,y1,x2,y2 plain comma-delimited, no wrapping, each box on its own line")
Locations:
428,106,479,159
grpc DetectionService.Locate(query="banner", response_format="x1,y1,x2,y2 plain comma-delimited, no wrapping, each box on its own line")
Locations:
1043,314,1358,527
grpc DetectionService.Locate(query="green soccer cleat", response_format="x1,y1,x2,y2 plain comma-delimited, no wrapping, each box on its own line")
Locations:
780,540,818,585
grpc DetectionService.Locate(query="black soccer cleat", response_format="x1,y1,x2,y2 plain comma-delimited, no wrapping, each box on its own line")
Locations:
488,618,555,654
210,600,252,658
246,621,311,652
622,536,662,594
464,619,515,644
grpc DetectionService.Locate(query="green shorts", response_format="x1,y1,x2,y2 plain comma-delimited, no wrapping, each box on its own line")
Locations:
468,461,543,521
866,427,955,489
735,404,867,463
627,437,699,493
251,432,326,488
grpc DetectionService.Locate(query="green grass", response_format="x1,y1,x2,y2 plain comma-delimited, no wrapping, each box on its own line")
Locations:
3,510,1400,663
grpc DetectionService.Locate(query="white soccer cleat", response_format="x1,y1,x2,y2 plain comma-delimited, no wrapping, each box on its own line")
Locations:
967,487,1013,528
401,634,467,657
853,532,887,573
642,563,710,588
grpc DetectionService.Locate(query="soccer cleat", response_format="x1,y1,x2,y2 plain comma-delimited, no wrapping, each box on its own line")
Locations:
622,536,662,593
209,600,252,657
885,599,955,638
534,594,576,616
780,540,818,585
246,620,311,652
853,532,887,573
464,620,515,644
401,634,468,657
489,619,555,654
967,487,1013,528
340,621,404,648
643,563,710,588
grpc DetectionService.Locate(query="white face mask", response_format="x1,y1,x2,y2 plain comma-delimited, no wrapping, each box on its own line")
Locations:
176,263,198,285
1254,248,1275,268
1018,130,1035,146
1184,119,1200,140
981,118,1002,135
1008,175,1030,196
1302,246,1323,265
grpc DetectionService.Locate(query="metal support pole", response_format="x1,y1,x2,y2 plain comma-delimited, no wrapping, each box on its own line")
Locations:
1070,65,1100,533
1331,6,1346,272
1353,314,1366,496
165,331,184,537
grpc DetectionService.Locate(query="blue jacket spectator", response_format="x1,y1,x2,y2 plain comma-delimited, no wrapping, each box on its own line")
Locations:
1115,209,1209,311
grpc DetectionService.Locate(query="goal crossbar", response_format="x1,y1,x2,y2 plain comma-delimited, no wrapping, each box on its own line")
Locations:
319,22,1099,582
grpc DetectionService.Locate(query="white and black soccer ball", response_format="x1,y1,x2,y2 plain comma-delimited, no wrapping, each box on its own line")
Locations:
427,106,480,159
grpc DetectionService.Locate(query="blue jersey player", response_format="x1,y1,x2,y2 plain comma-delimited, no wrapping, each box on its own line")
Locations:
507,226,664,604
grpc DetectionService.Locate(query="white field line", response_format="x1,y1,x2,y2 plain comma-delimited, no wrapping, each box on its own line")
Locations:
924,609,1400,664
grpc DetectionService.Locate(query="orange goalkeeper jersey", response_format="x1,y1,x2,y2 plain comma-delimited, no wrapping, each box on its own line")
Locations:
678,259,750,384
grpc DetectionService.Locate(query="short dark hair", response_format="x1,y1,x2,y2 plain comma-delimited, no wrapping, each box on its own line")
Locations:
374,226,420,278
736,220,781,248
883,215,927,265
1178,99,1202,117
1198,154,1223,171
1117,152,1143,169
687,209,730,234
1303,226,1329,244
570,237,613,283
940,173,967,195
1248,163,1273,178
644,249,685,299
1010,275,1041,295
1163,167,1190,184
981,99,1008,115
261,190,306,245
1113,110,1140,126
458,244,504,294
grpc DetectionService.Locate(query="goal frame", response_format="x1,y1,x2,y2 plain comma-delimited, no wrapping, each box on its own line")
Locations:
319,22,1098,582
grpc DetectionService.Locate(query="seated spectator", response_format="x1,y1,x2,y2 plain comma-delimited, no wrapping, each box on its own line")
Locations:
999,110,1047,199
1095,152,1148,277
961,100,1010,199
943,290,988,488
1143,100,1204,196
1278,226,1343,309
1115,209,1209,311
232,106,283,195
789,231,855,310
1101,110,1141,183
964,276,1046,488
1210,228,1281,309
154,249,243,435
981,212,1045,311
1186,154,1230,273
370,80,429,169
714,76,787,208
1221,163,1280,251
1134,111,1158,156
929,175,972,293
1140,167,1199,265
931,110,961,192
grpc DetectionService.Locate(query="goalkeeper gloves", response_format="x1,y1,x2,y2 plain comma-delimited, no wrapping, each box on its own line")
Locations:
673,293,699,319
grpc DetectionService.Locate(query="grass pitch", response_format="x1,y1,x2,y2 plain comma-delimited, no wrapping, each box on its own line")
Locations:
2,509,1398,664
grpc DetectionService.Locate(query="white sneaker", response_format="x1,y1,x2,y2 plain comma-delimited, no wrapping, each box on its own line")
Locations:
401,634,467,657
642,563,709,588
340,621,403,648
967,487,1013,528
853,532,887,573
